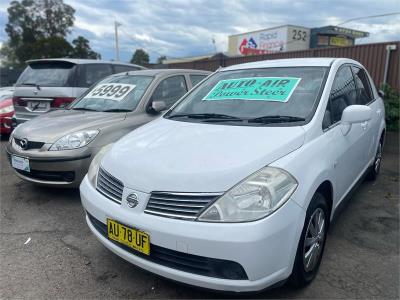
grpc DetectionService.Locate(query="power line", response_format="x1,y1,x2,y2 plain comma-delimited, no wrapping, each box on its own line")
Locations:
336,12,400,26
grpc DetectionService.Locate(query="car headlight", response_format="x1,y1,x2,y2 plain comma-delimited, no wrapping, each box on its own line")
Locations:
49,130,99,151
198,166,298,223
0,105,13,114
87,143,114,187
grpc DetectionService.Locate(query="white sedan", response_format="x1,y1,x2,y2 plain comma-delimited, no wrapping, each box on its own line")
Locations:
80,58,385,292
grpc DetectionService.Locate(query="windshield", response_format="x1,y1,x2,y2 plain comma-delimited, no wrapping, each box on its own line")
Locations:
70,75,153,112
16,62,75,87
166,67,328,126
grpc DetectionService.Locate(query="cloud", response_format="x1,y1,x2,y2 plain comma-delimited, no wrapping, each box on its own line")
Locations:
1,0,399,62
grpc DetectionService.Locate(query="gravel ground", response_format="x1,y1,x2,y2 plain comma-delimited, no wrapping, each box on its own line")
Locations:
0,132,398,299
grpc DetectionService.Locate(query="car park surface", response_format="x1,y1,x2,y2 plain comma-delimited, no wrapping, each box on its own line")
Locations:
6,69,210,187
0,132,398,298
80,58,386,291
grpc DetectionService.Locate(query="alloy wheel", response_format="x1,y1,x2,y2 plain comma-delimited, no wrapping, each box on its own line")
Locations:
303,208,326,272
375,142,382,173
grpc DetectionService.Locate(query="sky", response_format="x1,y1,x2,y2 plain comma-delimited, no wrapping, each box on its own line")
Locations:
0,0,399,63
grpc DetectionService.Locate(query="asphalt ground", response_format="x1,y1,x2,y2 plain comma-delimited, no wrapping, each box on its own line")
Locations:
0,132,398,299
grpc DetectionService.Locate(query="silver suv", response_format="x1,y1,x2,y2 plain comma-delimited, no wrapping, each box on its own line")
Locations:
13,58,144,125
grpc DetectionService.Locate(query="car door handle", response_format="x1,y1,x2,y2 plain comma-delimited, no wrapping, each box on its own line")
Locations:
361,121,368,130
376,109,382,116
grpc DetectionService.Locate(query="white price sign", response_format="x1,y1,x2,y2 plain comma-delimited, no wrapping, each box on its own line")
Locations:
84,83,136,101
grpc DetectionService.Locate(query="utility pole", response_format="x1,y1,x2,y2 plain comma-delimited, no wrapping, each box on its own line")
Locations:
114,21,121,61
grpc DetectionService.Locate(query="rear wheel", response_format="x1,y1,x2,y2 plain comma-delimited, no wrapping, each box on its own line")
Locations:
290,192,329,287
366,140,382,181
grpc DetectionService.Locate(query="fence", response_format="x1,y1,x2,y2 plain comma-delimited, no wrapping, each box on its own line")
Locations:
161,41,400,90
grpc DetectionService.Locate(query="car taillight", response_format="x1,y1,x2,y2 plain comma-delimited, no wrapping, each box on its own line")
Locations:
12,96,27,107
51,97,76,108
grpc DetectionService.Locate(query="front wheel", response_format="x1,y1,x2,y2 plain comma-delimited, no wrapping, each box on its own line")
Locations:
290,192,329,287
366,140,382,181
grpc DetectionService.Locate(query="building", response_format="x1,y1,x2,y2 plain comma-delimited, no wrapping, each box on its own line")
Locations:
228,25,311,56
228,24,369,56
310,26,369,48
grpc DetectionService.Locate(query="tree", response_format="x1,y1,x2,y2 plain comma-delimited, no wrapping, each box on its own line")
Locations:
3,0,77,66
130,49,149,65
70,36,101,59
0,42,18,67
32,36,73,59
157,55,167,64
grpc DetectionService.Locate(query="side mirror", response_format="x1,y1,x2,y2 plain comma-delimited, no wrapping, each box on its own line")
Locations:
378,90,385,98
151,100,166,113
341,105,372,135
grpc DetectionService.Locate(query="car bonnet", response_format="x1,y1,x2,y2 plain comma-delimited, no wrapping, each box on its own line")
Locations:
13,109,126,143
101,117,306,193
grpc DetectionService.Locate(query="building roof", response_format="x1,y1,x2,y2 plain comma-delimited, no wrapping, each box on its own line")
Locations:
311,26,369,38
222,57,349,71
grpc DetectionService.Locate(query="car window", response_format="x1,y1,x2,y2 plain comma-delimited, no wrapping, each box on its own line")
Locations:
352,66,373,105
16,62,75,87
77,64,113,87
324,66,357,128
190,74,207,86
166,67,328,126
113,65,141,74
70,75,153,112
152,75,187,109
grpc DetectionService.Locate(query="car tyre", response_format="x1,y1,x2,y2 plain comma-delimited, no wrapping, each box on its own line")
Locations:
366,140,382,181
290,192,329,288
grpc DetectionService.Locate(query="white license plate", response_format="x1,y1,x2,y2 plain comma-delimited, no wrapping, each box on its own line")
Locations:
11,155,30,172
27,101,50,112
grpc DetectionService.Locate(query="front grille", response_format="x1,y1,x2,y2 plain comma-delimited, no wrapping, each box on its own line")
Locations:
145,192,222,220
96,167,124,204
14,138,45,150
87,213,248,280
15,169,75,182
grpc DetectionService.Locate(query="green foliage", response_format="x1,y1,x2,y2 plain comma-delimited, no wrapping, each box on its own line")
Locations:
157,55,167,64
130,49,149,65
0,42,19,67
70,36,101,59
2,0,100,66
382,84,399,131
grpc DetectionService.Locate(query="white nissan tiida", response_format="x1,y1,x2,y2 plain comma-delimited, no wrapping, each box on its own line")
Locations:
80,58,385,292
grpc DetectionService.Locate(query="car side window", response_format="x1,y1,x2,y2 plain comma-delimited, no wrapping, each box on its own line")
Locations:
189,74,207,86
323,66,357,129
152,75,187,109
77,64,113,87
351,66,373,105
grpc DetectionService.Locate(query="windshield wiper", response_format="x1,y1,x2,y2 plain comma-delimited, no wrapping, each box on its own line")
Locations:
168,113,243,121
20,82,41,90
71,107,98,111
248,115,305,124
102,108,132,112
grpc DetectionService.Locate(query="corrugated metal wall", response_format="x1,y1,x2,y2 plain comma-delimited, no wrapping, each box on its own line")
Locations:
163,41,400,90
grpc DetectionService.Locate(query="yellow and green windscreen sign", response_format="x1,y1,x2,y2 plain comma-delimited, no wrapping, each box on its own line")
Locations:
203,77,301,102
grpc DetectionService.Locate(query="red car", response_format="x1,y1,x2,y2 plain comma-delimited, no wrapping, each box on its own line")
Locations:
0,92,14,135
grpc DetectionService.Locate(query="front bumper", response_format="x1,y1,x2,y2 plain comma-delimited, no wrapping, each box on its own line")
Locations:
80,176,306,292
6,142,92,187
